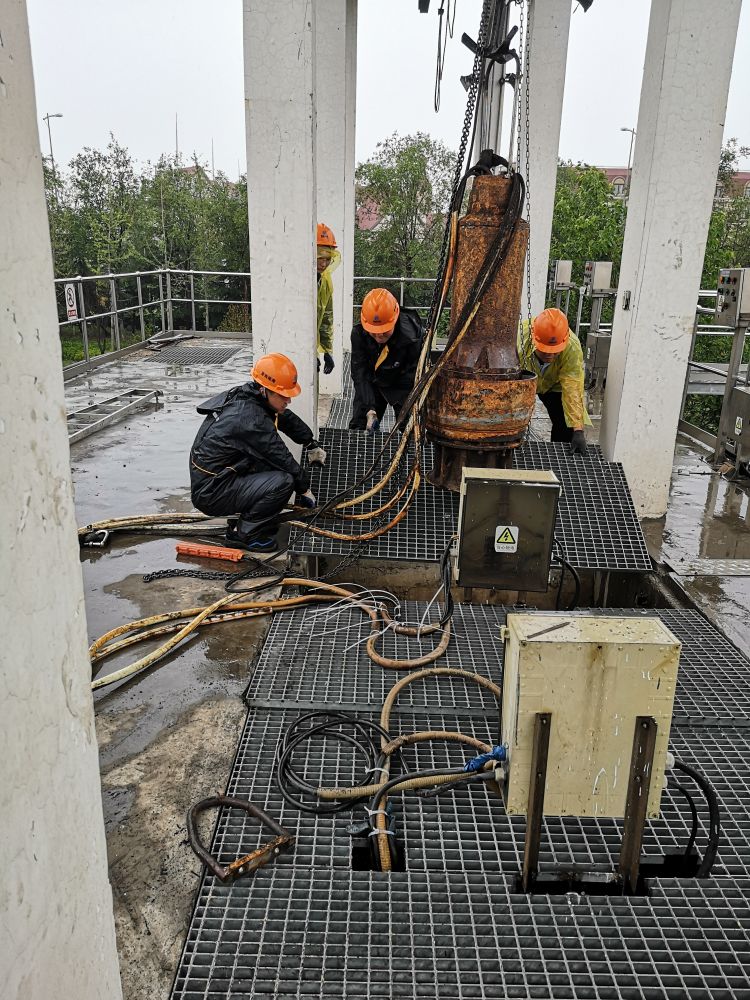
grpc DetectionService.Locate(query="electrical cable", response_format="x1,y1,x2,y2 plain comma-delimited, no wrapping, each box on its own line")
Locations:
672,760,721,877
669,778,700,859
553,539,580,611
89,579,454,692
276,712,393,815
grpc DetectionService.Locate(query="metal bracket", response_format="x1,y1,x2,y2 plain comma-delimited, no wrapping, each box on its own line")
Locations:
187,795,294,882
521,712,551,893
618,716,658,893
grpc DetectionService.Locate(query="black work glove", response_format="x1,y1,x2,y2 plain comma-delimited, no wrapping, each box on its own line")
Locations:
570,430,587,456
323,353,335,375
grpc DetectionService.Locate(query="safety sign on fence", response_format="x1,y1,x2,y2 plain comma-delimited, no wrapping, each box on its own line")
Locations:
65,283,78,321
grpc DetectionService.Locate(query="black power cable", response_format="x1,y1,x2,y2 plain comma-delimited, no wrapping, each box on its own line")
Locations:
553,539,580,611
275,712,393,815
669,778,700,859
672,759,721,877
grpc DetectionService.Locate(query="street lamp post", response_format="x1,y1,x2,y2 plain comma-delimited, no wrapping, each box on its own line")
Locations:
42,112,63,176
620,126,636,202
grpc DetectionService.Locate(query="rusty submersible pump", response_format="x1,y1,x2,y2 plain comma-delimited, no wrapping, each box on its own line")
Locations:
426,173,537,491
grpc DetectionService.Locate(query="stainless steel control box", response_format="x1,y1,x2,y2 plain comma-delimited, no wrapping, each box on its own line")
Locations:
456,469,560,591
716,268,750,326
583,261,613,292
549,259,573,287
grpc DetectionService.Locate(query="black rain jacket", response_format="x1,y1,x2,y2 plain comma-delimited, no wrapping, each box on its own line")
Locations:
350,309,424,411
190,381,314,496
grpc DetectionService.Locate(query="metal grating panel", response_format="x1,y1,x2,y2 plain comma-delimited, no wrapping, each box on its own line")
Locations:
289,428,651,571
246,606,750,725
206,706,750,879
172,868,750,999
245,602,504,712
171,598,750,999
146,346,241,365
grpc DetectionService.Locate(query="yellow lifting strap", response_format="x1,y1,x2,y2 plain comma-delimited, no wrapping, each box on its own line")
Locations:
374,345,390,371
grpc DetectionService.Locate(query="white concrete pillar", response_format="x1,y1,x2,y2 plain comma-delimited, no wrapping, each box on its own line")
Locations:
244,0,318,431
518,0,572,318
600,0,742,518
342,0,358,383
316,0,357,396
0,4,123,998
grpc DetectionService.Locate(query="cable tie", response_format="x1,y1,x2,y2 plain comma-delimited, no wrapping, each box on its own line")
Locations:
368,828,395,838
365,807,389,819
364,767,388,778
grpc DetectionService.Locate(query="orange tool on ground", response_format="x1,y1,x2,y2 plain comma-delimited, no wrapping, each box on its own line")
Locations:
176,542,246,562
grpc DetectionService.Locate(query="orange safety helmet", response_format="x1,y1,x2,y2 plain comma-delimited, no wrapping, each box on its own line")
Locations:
317,223,337,248
251,353,302,398
361,288,400,335
532,308,570,354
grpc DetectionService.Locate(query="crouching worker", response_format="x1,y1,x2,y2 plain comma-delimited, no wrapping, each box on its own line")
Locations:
517,308,592,455
349,288,424,434
190,353,327,552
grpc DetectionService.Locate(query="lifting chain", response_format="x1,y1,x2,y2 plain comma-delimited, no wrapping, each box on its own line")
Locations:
426,0,494,337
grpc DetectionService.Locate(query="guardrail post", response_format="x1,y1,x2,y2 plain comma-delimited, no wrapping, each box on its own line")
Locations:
158,272,166,334
109,275,121,351
204,276,210,330
399,277,405,306
78,277,90,363
136,272,146,342
190,271,197,332
166,270,174,334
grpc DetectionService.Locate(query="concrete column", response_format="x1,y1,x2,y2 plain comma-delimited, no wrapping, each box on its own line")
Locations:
518,0,572,318
244,0,318,431
342,0,358,383
0,4,122,998
316,0,357,396
600,0,742,518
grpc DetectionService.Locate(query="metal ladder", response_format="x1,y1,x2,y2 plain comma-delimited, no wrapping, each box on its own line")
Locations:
67,388,162,444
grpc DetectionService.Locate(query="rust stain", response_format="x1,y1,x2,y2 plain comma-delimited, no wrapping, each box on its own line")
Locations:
426,175,537,491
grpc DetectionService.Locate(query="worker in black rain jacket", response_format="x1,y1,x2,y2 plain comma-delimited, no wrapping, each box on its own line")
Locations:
349,287,424,433
190,353,327,552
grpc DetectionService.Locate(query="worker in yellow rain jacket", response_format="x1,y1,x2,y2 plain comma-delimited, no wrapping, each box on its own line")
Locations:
517,307,592,455
316,223,341,375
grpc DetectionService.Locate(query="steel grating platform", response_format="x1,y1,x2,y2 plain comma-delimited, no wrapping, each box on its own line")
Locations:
203,704,750,879
289,428,651,572
173,869,750,999
244,605,750,727
170,601,750,998
146,346,241,365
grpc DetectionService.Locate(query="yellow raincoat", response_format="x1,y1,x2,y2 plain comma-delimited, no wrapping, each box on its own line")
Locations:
316,248,341,355
517,320,592,428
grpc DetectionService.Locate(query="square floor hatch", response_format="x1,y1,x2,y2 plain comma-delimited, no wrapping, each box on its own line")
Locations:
146,346,241,365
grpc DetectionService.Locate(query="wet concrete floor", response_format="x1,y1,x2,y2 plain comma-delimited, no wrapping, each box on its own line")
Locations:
68,338,334,999
68,346,749,998
642,439,750,658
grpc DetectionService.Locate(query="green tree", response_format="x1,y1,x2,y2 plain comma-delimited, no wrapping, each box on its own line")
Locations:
550,162,627,284
354,132,456,313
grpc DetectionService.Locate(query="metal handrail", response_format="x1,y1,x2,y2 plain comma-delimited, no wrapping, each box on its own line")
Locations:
55,267,440,369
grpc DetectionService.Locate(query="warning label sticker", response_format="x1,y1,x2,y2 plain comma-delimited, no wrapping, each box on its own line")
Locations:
494,525,519,553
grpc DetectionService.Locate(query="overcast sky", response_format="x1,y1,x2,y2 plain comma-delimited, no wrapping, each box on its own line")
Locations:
27,0,750,178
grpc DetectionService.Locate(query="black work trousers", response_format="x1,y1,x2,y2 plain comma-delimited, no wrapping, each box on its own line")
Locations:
191,469,294,539
349,384,411,430
538,391,573,443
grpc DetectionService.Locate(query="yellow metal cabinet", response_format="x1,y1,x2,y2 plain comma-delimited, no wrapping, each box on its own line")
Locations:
501,614,681,819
